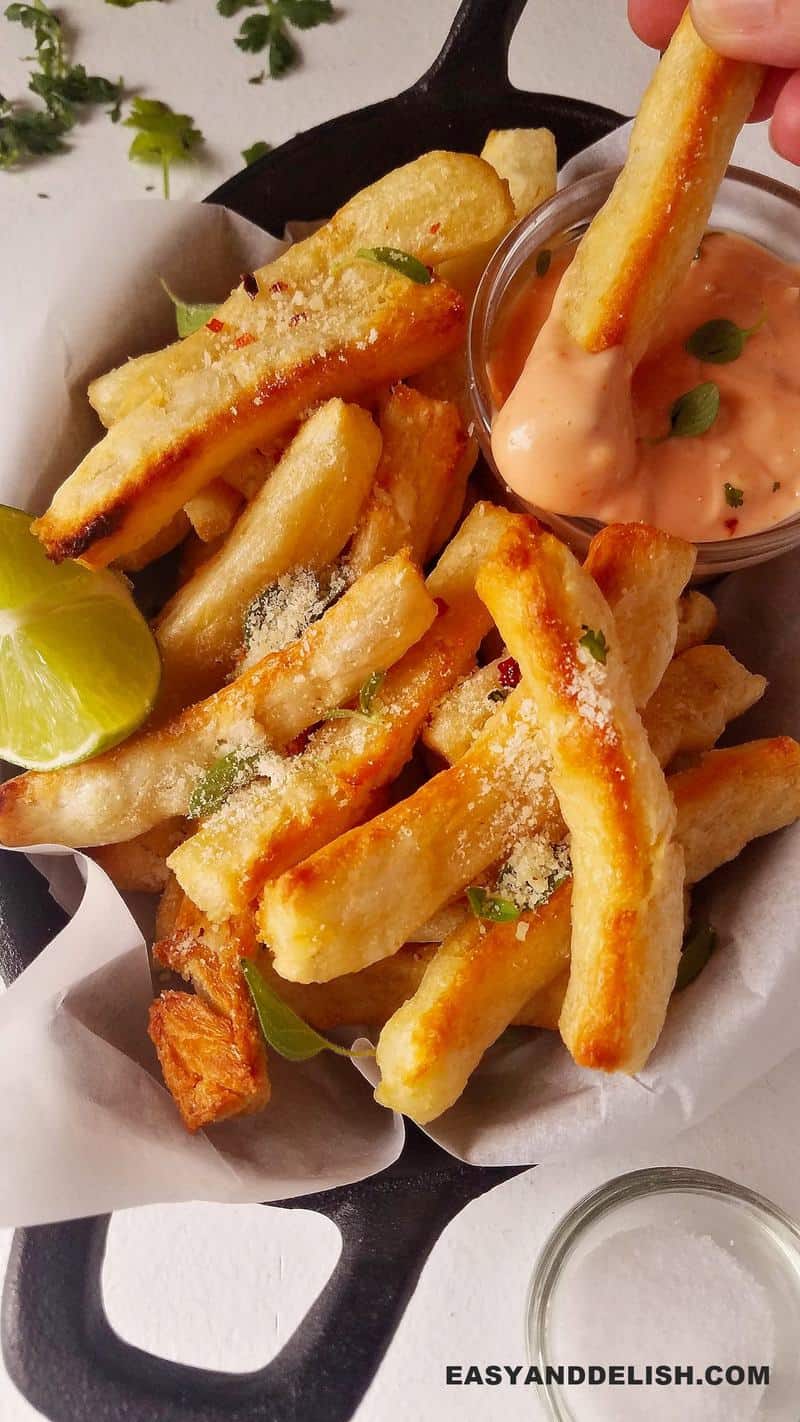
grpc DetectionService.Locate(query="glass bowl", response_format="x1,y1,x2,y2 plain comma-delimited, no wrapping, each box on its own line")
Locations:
525,1167,800,1421
468,166,800,579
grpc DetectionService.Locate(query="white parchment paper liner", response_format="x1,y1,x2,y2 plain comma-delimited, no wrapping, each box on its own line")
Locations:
1,133,799,1222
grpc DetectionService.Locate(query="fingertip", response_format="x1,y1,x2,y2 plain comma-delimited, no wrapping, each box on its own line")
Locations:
770,70,800,164
627,0,685,50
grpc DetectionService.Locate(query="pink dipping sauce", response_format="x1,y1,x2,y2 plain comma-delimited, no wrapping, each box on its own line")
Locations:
489,232,800,541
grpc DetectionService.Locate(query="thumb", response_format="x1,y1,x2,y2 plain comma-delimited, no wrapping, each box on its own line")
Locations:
691,0,800,67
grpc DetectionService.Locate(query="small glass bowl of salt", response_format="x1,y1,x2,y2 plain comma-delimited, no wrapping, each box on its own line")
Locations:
526,1167,800,1422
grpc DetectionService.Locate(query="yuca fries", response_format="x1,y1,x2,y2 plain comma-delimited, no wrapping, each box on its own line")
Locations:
92,819,187,894
643,645,765,770
477,520,684,1074
481,128,558,221
675,590,718,656
169,502,516,921
33,264,464,567
89,152,513,429
154,400,381,709
584,523,696,708
150,898,268,1129
424,524,697,764
559,10,762,361
183,479,243,544
0,552,433,848
347,385,466,577
261,523,695,980
375,737,800,1122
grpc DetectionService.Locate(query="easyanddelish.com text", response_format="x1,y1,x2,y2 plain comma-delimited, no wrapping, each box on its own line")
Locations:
445,1363,770,1388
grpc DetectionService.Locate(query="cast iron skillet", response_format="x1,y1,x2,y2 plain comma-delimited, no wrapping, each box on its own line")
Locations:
0,2,624,1418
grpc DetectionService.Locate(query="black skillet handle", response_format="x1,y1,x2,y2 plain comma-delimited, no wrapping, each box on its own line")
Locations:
421,0,528,101
3,1130,522,1422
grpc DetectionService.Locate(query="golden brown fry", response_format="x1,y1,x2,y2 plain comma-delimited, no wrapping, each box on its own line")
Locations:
424,522,695,766
477,519,684,1075
89,151,513,427
171,503,516,921
33,267,464,567
0,552,434,849
154,400,381,710
643,644,765,769
92,820,187,894
559,11,762,361
375,882,572,1122
481,128,558,221
675,590,718,655
347,385,466,578
114,511,190,573
672,737,800,885
584,522,695,708
260,680,562,984
149,902,268,1131
183,479,243,543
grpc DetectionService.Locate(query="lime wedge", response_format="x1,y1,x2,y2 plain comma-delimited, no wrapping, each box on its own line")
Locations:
0,505,161,770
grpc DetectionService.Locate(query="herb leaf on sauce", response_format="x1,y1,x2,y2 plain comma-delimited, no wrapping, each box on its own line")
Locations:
664,382,720,440
685,313,766,365
242,959,374,1061
724,482,744,509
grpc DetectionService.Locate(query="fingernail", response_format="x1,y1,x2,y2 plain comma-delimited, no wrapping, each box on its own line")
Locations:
693,0,777,36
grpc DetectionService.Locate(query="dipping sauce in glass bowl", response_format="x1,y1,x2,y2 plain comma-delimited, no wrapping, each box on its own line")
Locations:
469,167,800,577
526,1168,800,1422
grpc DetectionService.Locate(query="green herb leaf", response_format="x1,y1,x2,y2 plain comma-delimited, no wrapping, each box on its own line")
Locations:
356,246,432,285
6,2,65,78
278,0,333,28
188,750,259,819
160,278,218,337
723,482,744,509
242,138,271,165
579,625,608,664
217,0,258,14
0,97,66,166
358,669,384,716
248,70,265,83
535,248,551,277
323,670,385,723
665,382,720,440
124,96,203,198
685,313,766,365
242,959,375,1061
235,10,271,50
268,21,296,74
466,886,521,924
674,920,717,992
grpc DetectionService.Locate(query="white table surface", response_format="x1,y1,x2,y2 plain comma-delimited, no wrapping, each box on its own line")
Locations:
2,2,800,1418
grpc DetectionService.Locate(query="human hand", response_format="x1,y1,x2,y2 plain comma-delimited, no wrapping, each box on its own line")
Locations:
628,0,800,162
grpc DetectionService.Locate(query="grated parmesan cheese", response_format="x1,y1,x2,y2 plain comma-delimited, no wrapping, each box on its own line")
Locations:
497,832,571,912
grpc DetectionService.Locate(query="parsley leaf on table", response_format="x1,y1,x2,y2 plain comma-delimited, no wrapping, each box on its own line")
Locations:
2,1,122,170
124,96,203,198
217,0,334,79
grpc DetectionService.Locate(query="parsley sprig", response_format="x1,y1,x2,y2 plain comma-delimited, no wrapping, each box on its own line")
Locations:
217,0,334,79
124,96,203,198
1,1,122,170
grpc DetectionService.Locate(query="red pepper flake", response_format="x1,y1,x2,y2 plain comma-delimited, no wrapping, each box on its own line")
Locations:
724,517,739,536
241,271,259,300
206,317,225,333
429,222,441,234
497,656,521,689
434,597,449,615
284,730,310,757
289,311,308,327
270,280,288,294
234,333,256,349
